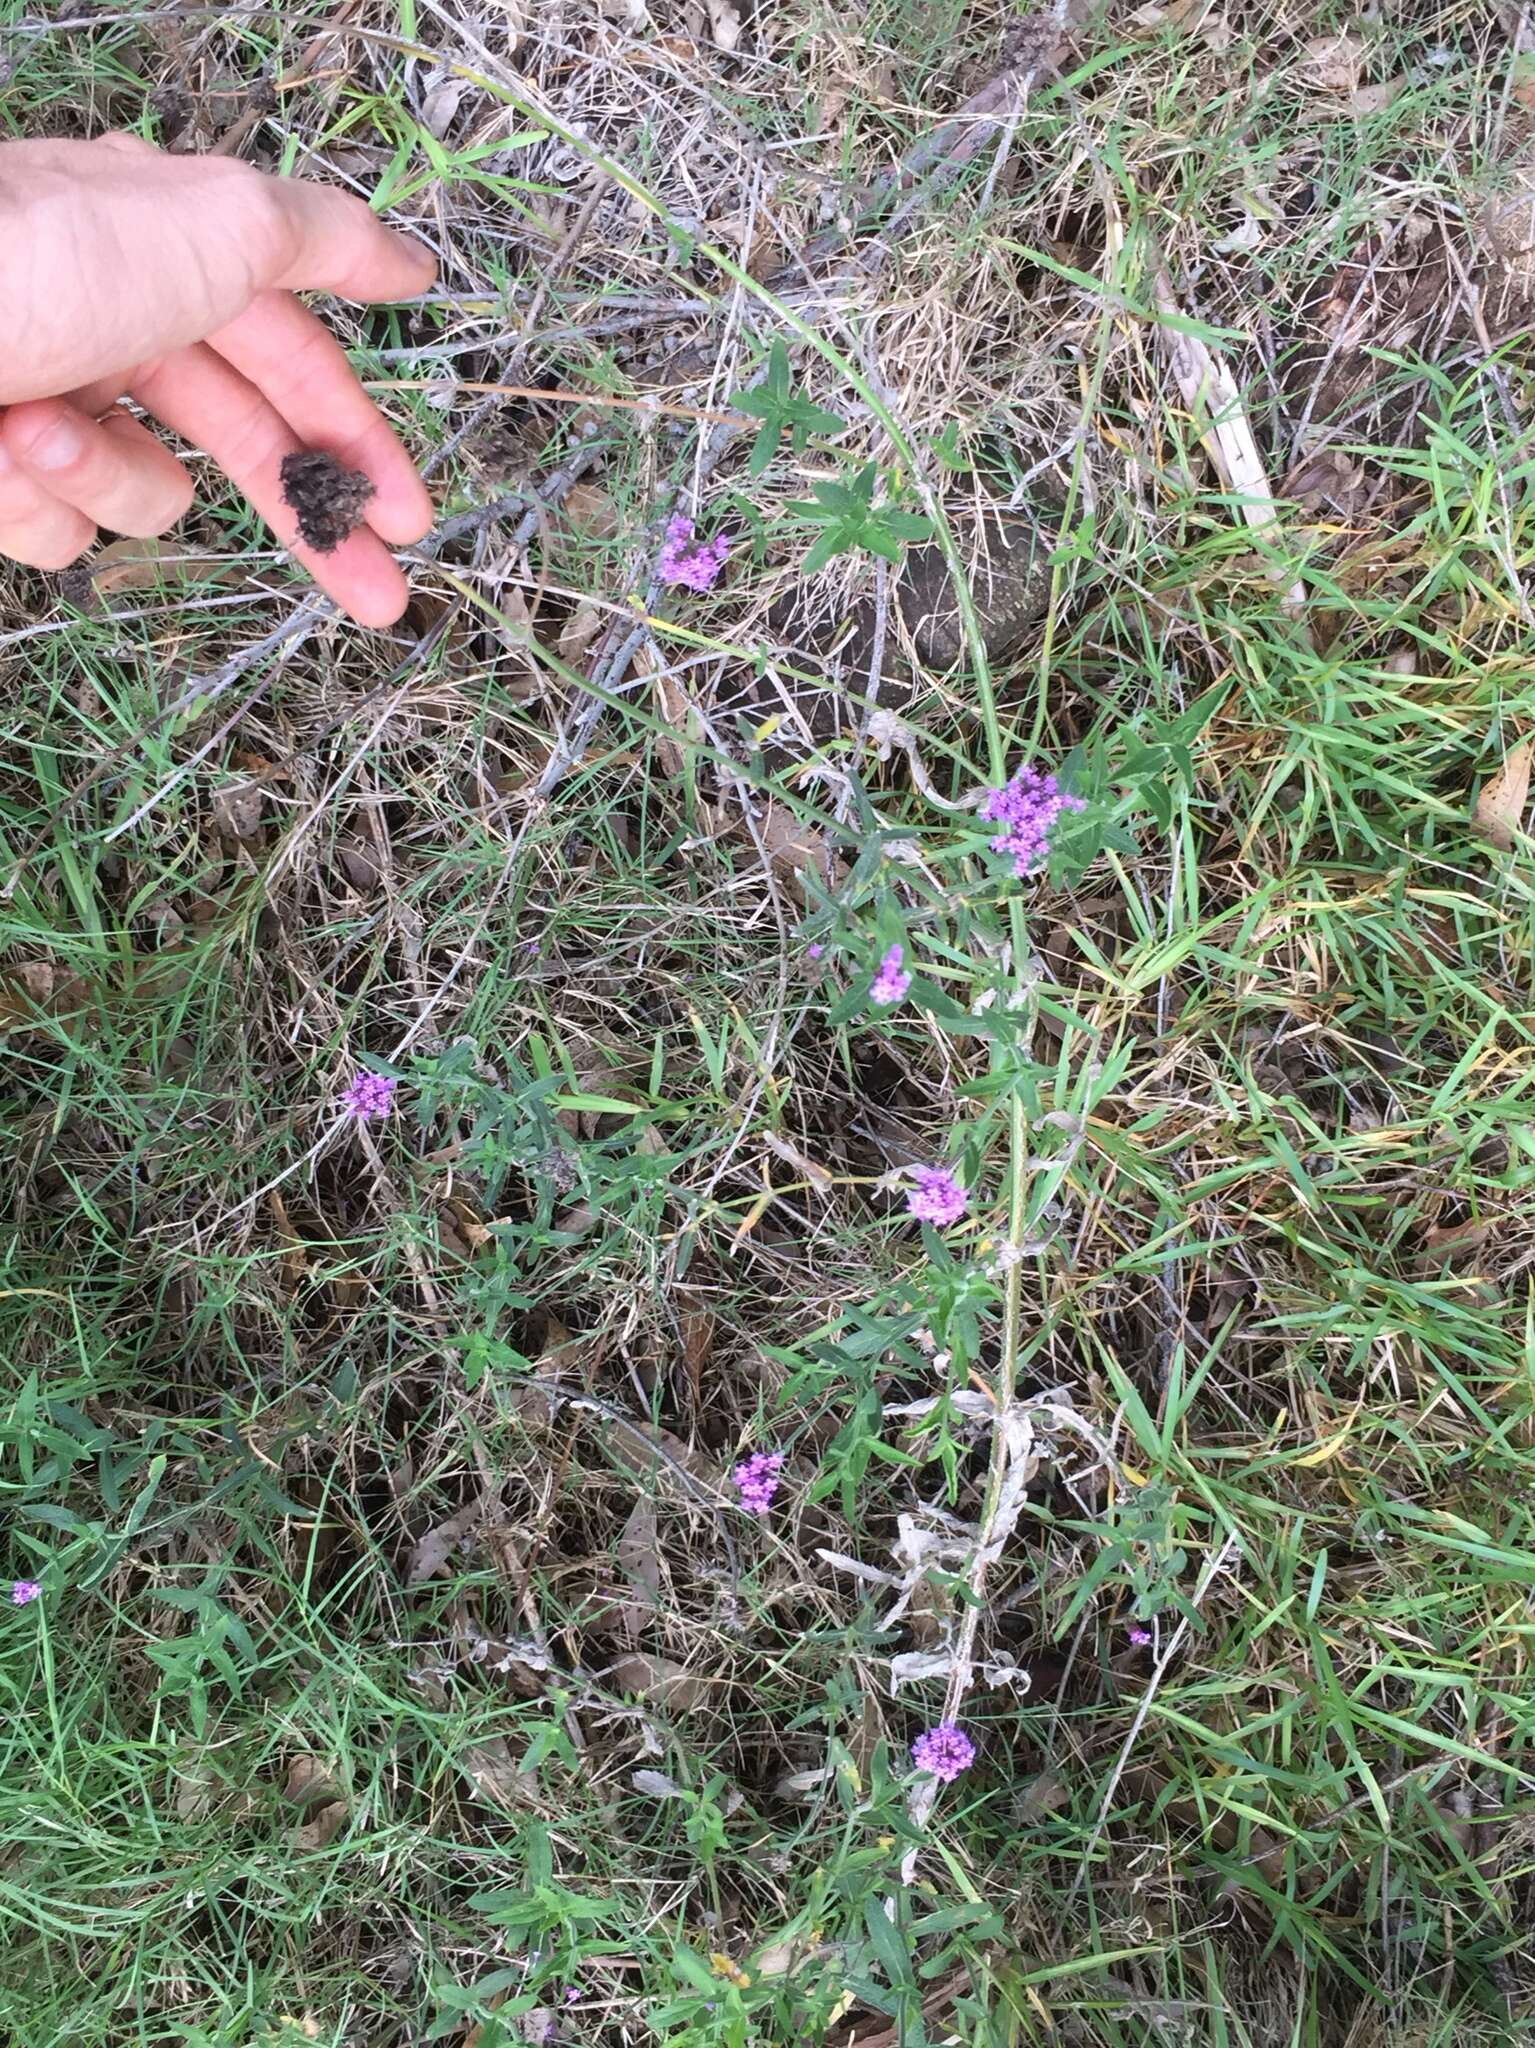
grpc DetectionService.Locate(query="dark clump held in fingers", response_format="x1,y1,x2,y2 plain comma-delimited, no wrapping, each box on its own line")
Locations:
279,450,376,554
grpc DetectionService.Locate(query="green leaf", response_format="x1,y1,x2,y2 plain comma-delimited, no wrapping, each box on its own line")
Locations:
882,510,932,542
802,529,842,574
863,1898,916,1992
812,480,858,514
791,401,846,450
748,416,778,477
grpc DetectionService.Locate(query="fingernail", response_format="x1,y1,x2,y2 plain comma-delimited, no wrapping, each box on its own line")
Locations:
25,416,86,472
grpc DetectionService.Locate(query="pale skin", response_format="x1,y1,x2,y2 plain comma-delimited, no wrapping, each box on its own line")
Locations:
0,134,438,628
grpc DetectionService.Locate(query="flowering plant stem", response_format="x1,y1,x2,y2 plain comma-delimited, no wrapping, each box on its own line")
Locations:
902,906,1034,1870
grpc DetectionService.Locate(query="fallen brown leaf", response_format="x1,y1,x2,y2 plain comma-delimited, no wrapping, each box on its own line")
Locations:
1216,1821,1288,1897
559,600,606,663
560,482,621,539
420,70,472,138
762,1128,834,1190
266,1194,310,1297
460,1737,537,1809
434,1203,477,1264
1415,1220,1492,1273
443,1195,493,1251
335,835,382,890
615,1495,664,1644
283,1754,341,1808
1299,30,1364,93
1128,0,1213,29
212,779,264,842
0,958,94,1033
746,801,848,887
65,537,237,611
1016,1767,1072,1820
612,1652,708,1712
652,644,694,780
845,1692,882,1785
1473,740,1532,851
292,1800,347,1851
676,1290,716,1406
755,1934,816,1978
172,1753,216,1821
1349,77,1403,114
407,1496,482,1585
705,0,741,50
598,1415,722,1495
631,1767,687,1798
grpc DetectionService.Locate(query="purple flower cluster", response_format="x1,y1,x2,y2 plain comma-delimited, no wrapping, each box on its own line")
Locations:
1127,1625,1152,1648
911,1723,975,1782
870,944,912,1006
343,1069,396,1120
978,762,1085,876
906,1166,967,1227
733,1451,785,1516
658,515,730,593
10,1580,41,1607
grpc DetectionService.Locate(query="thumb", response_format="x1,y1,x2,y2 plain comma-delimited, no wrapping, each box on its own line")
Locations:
0,138,435,406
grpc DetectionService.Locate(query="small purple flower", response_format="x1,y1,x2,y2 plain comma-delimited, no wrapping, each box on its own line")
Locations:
342,1069,396,1120
870,943,912,1006
906,1166,967,1227
978,763,1085,877
732,1450,785,1517
658,514,730,593
911,1723,975,1782
1127,1626,1152,1648
562,1986,581,2004
10,1580,41,1606
806,942,824,960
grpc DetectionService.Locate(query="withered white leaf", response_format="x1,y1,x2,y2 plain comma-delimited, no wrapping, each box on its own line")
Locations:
631,1767,685,1798
706,0,741,50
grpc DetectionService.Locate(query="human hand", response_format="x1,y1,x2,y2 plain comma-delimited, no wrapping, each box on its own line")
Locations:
0,134,437,627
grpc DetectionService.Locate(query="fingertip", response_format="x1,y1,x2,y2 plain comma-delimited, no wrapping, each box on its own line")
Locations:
348,576,412,630
299,530,412,628
14,523,94,572
35,537,94,572
367,481,435,548
390,234,438,298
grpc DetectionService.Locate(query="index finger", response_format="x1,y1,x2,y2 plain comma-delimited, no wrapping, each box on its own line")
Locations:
266,178,439,302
